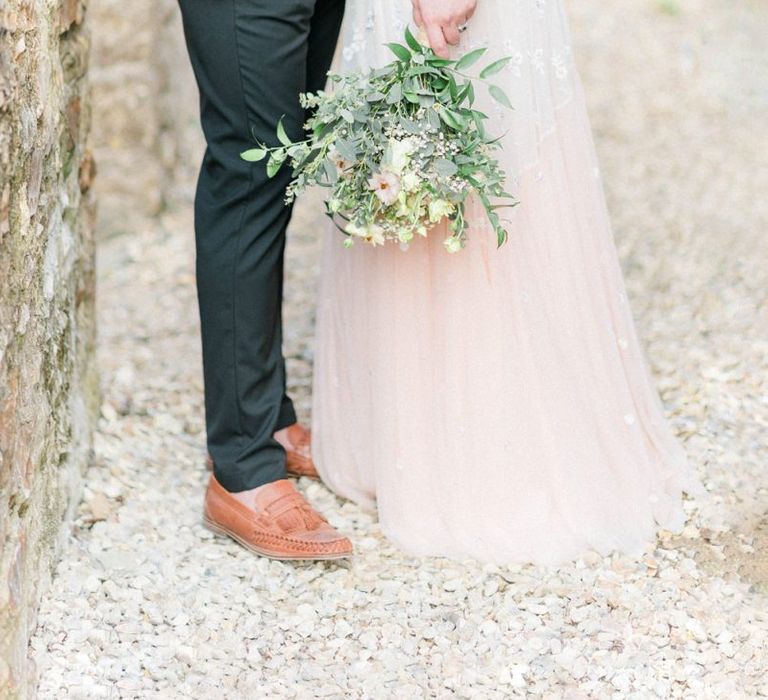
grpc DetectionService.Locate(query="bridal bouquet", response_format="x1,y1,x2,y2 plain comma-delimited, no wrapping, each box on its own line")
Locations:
241,27,517,252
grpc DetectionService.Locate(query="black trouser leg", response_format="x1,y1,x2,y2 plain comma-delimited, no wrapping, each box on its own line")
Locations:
177,0,345,492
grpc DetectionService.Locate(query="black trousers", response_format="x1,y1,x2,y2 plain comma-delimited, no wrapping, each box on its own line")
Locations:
177,0,345,491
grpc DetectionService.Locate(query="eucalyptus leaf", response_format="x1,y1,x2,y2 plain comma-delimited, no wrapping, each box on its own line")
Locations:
448,77,459,101
334,139,357,161
427,57,455,68
240,148,267,162
386,42,411,61
438,108,461,131
489,84,513,109
400,118,422,134
434,158,459,177
466,81,475,106
404,26,423,52
446,108,468,130
472,111,486,138
323,158,338,184
455,47,487,71
276,117,292,146
266,155,282,178
386,83,402,104
479,57,512,79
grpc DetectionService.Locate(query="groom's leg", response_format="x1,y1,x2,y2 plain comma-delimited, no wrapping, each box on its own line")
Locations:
306,0,346,95
177,0,343,492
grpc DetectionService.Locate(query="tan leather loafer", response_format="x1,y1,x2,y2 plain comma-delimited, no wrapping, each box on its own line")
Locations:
202,473,353,560
205,423,320,480
281,423,320,480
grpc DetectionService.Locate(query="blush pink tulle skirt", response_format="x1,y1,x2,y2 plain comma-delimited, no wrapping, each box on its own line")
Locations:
310,10,705,566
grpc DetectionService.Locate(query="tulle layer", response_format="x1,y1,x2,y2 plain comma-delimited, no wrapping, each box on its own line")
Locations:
310,2,705,566
338,0,579,181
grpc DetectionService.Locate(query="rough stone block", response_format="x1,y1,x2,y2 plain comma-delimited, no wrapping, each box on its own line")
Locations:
0,1,98,696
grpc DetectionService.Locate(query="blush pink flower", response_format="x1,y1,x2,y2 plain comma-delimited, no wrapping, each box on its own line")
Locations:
328,146,352,174
367,170,401,206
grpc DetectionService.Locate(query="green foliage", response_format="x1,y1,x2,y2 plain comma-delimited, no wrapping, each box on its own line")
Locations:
240,27,518,251
241,148,267,162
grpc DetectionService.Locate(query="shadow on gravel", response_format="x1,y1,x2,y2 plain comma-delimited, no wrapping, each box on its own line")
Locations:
666,515,768,595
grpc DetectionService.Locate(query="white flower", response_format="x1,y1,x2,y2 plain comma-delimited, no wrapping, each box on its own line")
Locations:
368,171,401,206
401,172,421,193
395,191,411,217
345,221,367,237
428,198,455,223
366,224,386,246
444,236,463,253
397,228,414,243
388,138,415,174
345,221,385,246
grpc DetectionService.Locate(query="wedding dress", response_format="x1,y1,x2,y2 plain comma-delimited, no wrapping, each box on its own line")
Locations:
310,0,705,565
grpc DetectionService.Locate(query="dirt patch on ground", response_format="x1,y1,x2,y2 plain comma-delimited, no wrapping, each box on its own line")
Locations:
665,516,768,594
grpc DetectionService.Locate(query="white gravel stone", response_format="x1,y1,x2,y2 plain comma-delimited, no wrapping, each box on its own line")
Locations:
28,1,768,697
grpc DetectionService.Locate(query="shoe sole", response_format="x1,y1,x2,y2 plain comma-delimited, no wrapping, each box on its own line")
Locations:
202,515,353,561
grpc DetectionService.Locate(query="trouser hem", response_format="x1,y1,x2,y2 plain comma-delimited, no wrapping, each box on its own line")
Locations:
213,456,287,492
276,397,298,432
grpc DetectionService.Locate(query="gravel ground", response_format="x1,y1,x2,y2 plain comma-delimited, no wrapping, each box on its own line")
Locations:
29,1,768,697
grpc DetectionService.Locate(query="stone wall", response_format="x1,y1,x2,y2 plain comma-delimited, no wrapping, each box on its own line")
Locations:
88,0,202,238
0,0,200,693
0,0,98,696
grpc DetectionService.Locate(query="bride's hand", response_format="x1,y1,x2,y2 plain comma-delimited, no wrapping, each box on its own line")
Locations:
412,0,477,59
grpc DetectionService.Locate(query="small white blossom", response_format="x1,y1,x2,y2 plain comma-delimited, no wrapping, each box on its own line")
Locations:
346,221,386,246
444,236,463,253
366,224,386,246
397,228,414,243
388,138,416,174
401,172,421,193
428,199,455,223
